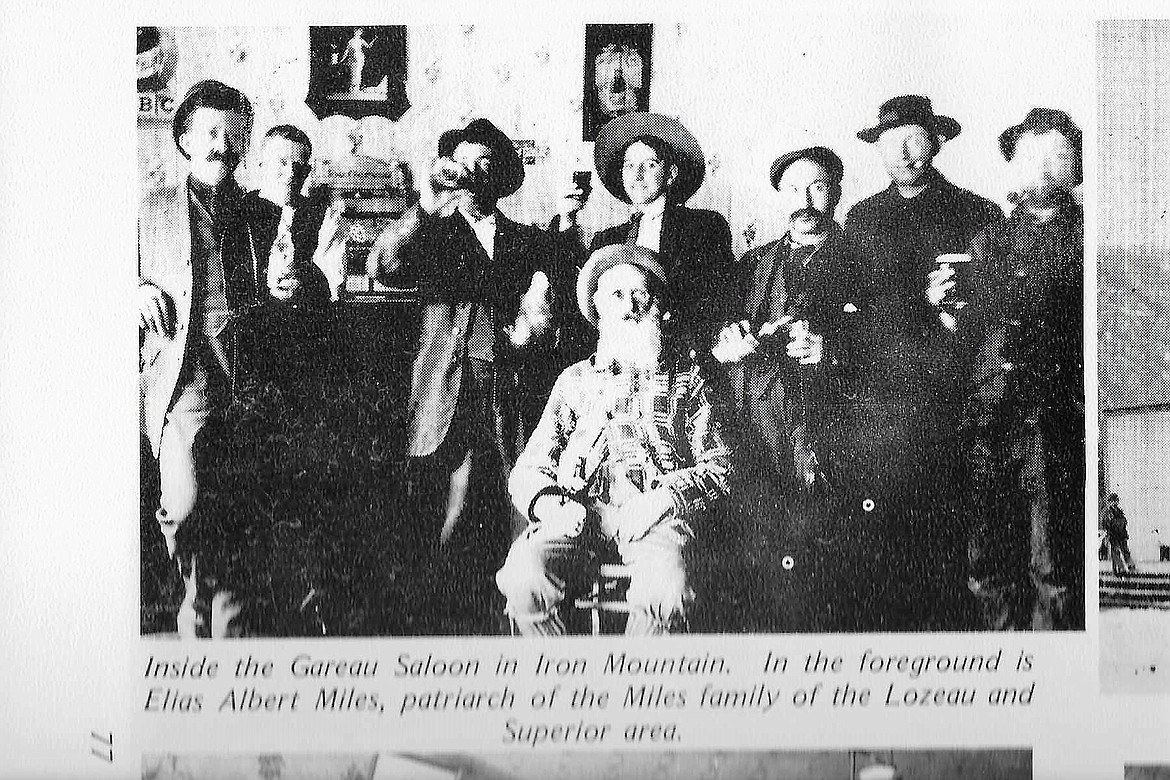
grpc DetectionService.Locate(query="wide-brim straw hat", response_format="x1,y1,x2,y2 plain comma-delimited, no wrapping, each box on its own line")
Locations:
593,112,705,204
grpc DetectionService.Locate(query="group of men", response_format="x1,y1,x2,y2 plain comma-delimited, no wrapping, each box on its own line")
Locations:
140,78,1084,638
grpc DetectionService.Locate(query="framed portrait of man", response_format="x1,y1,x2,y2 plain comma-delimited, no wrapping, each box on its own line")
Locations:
583,23,652,141
306,26,410,121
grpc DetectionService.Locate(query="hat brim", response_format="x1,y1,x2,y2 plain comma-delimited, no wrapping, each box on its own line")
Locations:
576,244,669,326
998,114,1083,186
769,146,844,189
857,115,961,144
998,114,1083,159
593,112,705,204
437,119,525,198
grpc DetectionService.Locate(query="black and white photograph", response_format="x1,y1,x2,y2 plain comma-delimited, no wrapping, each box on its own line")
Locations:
1097,18,1170,695
135,20,1088,640
16,3,1170,779
142,749,1032,780
1127,769,1170,780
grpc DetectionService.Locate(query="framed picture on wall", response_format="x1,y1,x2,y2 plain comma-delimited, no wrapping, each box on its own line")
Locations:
306,26,410,121
583,23,652,141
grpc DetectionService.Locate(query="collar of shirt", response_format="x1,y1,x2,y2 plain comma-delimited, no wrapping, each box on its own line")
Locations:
589,352,671,376
188,175,238,219
633,199,666,251
885,167,945,205
459,207,498,258
784,231,830,264
635,198,667,223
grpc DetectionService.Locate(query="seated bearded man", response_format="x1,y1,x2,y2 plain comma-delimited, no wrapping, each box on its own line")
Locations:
495,244,732,635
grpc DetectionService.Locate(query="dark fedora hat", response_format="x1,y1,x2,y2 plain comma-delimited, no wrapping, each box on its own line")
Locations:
769,146,844,189
594,112,706,204
437,118,525,198
172,80,253,158
857,95,961,144
999,107,1082,160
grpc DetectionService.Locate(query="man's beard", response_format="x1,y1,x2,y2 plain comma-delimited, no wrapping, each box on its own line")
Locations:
596,313,663,371
1011,178,1069,209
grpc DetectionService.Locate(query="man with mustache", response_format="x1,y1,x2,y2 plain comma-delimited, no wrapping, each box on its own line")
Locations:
139,80,262,637
495,244,731,635
953,108,1085,630
839,95,1002,631
711,147,858,630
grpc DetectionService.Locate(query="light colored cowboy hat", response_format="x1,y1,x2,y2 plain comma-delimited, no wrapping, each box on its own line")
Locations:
576,243,668,326
593,111,706,204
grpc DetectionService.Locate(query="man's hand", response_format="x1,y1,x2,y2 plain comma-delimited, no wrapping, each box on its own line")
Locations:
614,489,676,544
420,157,467,216
507,271,554,347
139,283,175,337
312,199,349,301
556,182,589,230
712,320,760,364
927,263,960,332
926,264,956,307
786,319,823,365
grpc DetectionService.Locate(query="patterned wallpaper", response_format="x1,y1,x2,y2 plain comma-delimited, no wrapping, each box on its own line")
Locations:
138,22,1087,258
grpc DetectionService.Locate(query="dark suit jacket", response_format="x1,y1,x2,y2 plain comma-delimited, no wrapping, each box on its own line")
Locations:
590,203,736,353
737,224,858,402
387,210,563,458
732,225,861,493
843,170,1002,404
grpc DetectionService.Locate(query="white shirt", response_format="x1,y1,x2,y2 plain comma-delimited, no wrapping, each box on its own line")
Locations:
460,207,497,260
634,198,667,253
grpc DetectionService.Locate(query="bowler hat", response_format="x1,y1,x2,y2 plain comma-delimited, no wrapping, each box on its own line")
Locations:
437,118,525,198
577,244,669,326
857,95,960,144
594,112,706,204
999,107,1082,162
769,146,844,189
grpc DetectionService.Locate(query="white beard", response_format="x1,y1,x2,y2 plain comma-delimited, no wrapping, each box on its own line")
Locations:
596,313,663,371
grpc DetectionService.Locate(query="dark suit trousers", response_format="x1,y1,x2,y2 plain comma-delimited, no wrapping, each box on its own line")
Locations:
412,358,523,553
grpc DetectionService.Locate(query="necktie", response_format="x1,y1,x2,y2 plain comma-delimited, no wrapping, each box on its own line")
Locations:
268,207,295,287
625,211,643,246
784,243,817,318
